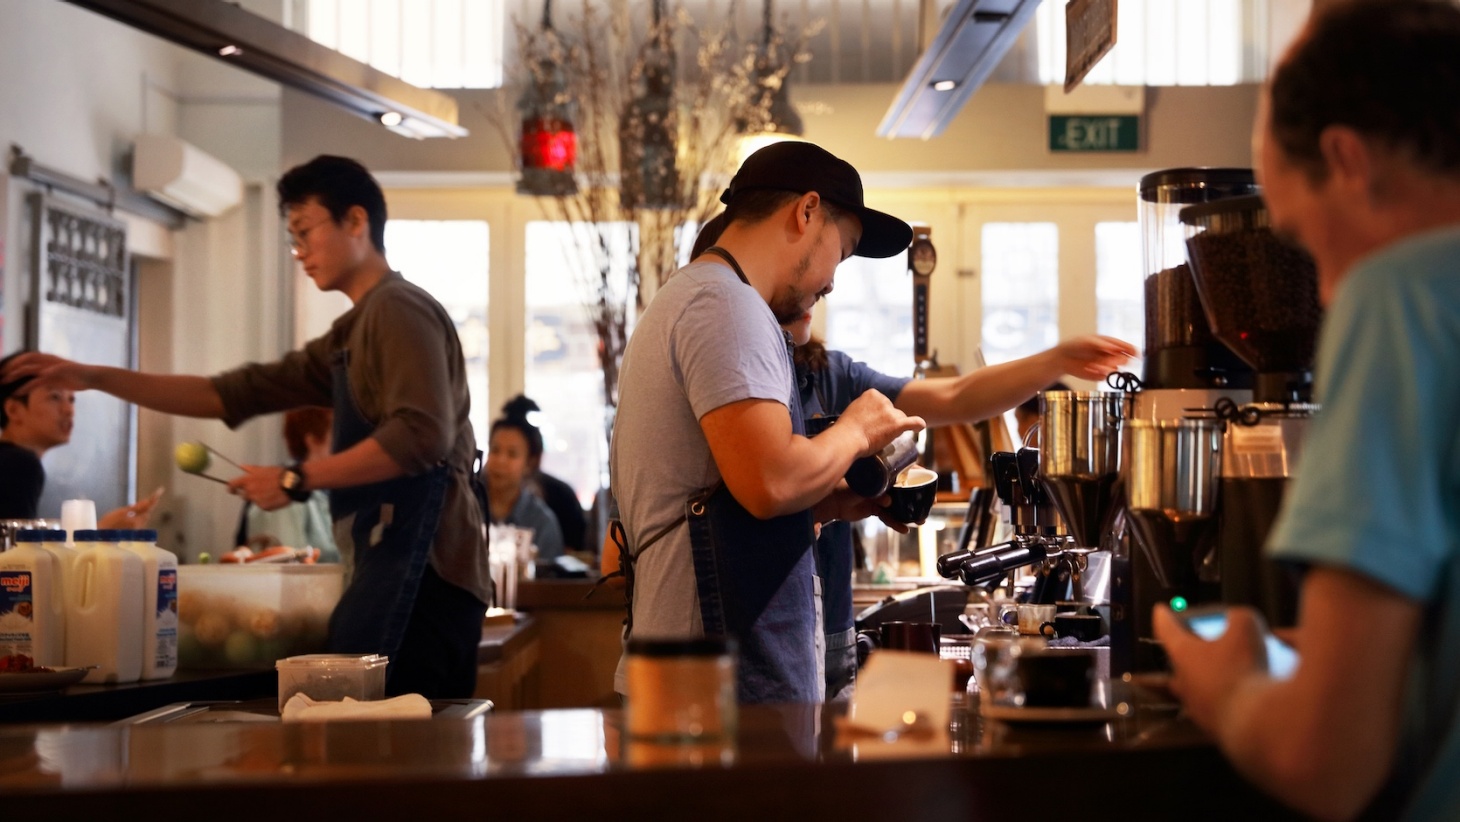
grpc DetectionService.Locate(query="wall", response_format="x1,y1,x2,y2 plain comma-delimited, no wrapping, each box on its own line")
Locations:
0,0,291,559
283,77,1260,415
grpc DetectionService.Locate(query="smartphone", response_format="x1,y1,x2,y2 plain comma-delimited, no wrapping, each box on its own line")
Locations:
1174,605,1299,681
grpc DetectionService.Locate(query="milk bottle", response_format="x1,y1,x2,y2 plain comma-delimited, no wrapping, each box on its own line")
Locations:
0,530,63,667
121,529,178,680
67,529,143,683
40,528,79,655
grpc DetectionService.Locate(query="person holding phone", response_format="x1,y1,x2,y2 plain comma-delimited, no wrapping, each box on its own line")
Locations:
1154,3,1460,819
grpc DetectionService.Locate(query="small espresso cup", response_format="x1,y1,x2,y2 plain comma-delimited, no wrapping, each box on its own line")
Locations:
879,621,941,654
1016,603,1056,635
1039,613,1104,642
1015,649,1096,708
885,466,938,524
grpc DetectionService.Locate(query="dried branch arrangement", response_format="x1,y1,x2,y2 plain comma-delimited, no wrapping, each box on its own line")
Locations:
489,1,819,426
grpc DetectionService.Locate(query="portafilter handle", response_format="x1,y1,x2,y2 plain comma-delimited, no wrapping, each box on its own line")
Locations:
957,537,1051,587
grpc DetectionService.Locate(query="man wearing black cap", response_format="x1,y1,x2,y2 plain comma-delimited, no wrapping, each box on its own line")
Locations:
609,141,925,705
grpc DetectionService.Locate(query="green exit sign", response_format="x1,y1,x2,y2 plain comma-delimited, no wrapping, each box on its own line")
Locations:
1049,114,1140,152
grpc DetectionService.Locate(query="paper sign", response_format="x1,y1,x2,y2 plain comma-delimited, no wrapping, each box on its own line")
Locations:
1065,0,1119,93
846,650,954,738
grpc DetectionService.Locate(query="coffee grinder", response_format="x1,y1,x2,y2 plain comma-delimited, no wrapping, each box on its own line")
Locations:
1118,418,1224,670
1134,168,1257,410
1109,169,1261,675
1182,194,1322,629
1037,390,1131,606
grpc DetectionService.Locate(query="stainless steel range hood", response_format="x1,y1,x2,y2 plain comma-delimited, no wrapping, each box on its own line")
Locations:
877,0,1042,140
61,0,467,139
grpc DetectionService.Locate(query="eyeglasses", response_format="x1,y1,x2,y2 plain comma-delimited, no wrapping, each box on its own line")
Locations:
286,217,333,257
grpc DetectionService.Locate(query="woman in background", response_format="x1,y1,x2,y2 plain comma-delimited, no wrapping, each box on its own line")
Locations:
483,397,565,561
505,395,587,553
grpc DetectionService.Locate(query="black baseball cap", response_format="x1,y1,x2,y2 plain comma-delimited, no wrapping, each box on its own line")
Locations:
719,141,913,259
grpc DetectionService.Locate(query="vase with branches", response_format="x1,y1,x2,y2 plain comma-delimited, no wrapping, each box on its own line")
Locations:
492,1,819,470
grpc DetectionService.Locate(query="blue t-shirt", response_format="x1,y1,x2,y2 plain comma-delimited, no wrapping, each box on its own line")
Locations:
798,349,911,633
486,486,565,561
1266,226,1460,821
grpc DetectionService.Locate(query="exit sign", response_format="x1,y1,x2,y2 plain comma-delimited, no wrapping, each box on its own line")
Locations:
1049,114,1140,152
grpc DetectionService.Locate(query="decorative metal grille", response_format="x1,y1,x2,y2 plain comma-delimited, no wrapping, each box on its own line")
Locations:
27,193,134,516
36,198,128,318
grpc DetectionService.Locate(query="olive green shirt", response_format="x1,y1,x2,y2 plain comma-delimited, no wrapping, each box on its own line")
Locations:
211,272,488,603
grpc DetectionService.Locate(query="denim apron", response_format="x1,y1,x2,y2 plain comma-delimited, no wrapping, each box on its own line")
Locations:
323,349,448,687
683,247,820,704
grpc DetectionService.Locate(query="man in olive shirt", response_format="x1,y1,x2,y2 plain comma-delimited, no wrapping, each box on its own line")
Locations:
3,156,487,698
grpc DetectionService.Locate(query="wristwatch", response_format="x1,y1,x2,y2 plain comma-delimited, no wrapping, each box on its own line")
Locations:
279,463,311,503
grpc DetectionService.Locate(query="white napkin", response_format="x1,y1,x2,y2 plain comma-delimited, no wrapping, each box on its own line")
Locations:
280,693,432,723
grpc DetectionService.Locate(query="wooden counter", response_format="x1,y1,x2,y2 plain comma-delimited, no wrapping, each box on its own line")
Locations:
0,698,1299,820
515,579,626,708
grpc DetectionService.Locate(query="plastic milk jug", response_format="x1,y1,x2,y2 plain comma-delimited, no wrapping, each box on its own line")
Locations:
40,529,79,655
122,529,178,680
67,529,143,683
0,530,63,667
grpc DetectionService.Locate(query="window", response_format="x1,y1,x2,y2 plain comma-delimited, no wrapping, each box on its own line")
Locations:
981,223,1059,366
1035,0,1247,86
524,221,635,507
1095,221,1145,367
824,255,915,379
384,220,491,443
302,0,504,89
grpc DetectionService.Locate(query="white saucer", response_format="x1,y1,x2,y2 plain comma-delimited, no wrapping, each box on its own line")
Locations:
980,703,1120,724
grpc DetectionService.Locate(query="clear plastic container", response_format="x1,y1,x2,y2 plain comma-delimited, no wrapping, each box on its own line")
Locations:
175,564,343,669
276,653,389,709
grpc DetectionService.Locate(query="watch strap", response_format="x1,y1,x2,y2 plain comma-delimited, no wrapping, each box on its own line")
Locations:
280,463,311,503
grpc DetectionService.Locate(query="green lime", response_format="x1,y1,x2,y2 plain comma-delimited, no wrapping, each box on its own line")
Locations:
223,630,260,666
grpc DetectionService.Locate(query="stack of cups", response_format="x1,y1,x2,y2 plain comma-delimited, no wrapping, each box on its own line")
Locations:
60,499,97,546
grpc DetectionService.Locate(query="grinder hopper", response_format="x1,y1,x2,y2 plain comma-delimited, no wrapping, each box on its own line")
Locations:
1181,194,1322,403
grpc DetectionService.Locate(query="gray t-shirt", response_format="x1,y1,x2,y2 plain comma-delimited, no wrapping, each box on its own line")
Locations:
610,259,795,689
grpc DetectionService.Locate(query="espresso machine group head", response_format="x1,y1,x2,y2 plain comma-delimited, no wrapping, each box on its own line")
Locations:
935,449,1068,594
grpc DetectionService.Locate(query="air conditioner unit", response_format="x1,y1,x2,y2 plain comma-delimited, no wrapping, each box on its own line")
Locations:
132,134,244,218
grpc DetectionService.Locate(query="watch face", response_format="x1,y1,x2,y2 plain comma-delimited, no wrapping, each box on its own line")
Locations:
911,240,937,276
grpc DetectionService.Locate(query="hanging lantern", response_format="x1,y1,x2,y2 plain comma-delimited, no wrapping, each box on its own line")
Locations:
620,2,680,210
517,2,578,196
735,0,805,153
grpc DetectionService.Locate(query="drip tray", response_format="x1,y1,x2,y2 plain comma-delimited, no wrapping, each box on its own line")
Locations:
117,698,493,725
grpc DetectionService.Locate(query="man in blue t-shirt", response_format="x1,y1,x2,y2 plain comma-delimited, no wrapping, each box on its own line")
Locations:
1155,3,1460,819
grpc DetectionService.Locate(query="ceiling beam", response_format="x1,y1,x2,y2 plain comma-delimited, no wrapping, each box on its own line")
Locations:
61,0,467,139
